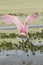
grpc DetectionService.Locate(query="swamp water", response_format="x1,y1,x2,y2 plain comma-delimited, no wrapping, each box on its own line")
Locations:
0,40,43,65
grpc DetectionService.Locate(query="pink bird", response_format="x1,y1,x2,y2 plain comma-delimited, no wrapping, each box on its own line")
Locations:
1,13,38,36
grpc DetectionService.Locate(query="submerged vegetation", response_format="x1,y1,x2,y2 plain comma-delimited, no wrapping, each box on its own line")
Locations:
0,40,43,54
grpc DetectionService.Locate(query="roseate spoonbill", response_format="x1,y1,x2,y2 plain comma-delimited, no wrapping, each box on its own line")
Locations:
1,13,38,46
1,13,38,37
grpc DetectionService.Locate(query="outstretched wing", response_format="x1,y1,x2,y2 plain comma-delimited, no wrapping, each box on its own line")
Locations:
24,13,38,35
1,14,23,33
25,13,38,25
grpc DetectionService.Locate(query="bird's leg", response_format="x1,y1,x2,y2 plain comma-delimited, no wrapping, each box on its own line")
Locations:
26,35,30,48
22,37,24,43
22,37,24,46
22,36,25,50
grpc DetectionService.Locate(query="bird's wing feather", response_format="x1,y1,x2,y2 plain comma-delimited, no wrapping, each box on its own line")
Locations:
24,13,38,35
24,13,38,25
1,14,23,33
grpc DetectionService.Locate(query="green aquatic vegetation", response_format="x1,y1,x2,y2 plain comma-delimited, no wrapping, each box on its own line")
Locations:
0,40,43,53
9,33,17,38
0,29,43,39
0,30,43,53
0,33,9,38
8,13,27,16
0,33,19,38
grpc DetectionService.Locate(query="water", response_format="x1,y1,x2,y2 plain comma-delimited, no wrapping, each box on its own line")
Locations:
0,50,43,65
0,41,43,65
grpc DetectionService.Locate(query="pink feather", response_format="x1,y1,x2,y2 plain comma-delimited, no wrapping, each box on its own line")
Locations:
25,13,38,25
1,13,38,36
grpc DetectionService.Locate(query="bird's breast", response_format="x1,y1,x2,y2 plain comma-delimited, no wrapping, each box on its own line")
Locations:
20,28,27,35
